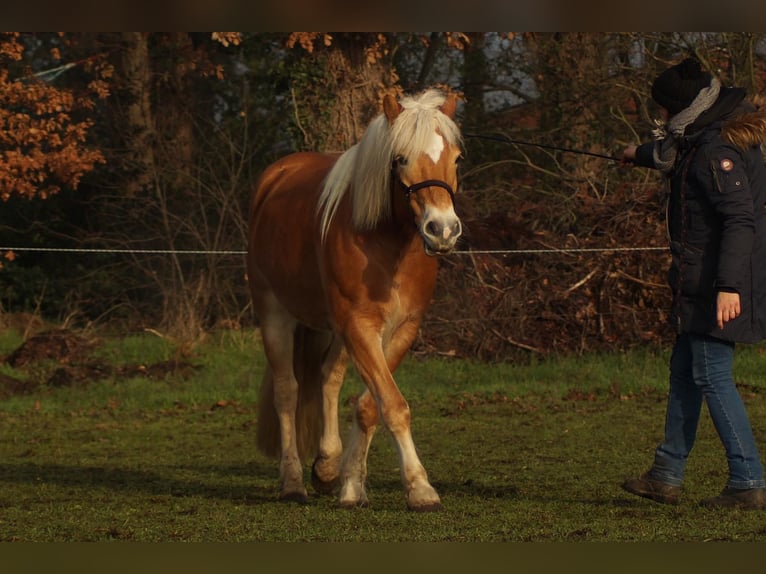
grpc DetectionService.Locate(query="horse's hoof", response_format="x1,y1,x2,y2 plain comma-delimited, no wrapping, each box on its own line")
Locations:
311,465,340,495
279,491,310,504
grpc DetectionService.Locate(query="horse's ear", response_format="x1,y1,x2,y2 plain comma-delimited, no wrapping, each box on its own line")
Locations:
383,93,402,123
440,93,457,118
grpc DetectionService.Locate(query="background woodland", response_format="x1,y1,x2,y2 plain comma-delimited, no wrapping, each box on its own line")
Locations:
2,32,765,361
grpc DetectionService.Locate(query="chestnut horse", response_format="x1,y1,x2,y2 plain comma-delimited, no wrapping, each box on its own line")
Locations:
247,89,463,511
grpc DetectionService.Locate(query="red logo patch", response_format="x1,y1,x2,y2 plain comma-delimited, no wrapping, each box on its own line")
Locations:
720,158,734,172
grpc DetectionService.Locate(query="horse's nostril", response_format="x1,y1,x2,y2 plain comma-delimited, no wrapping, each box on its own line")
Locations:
426,221,439,236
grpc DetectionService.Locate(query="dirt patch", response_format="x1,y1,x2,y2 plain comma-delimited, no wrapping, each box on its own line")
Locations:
46,363,113,388
1,329,200,396
5,329,96,368
0,372,39,399
45,360,200,388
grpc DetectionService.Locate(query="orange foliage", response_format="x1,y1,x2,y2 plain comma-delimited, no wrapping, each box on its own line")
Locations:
287,32,391,64
364,33,389,64
286,32,472,58
211,32,242,47
0,33,108,201
444,32,471,50
286,32,333,53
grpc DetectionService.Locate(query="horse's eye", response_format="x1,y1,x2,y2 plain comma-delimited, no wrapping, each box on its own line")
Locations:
394,155,408,168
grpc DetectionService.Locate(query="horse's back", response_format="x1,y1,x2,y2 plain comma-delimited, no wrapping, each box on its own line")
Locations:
250,152,336,220
247,152,339,329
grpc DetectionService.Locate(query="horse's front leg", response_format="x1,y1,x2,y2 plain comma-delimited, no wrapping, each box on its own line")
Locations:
340,320,441,511
384,320,442,511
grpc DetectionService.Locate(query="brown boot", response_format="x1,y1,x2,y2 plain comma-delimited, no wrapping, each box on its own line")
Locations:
621,472,681,505
700,487,766,510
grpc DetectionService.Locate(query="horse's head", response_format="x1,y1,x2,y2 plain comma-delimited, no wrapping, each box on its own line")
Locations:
384,91,463,256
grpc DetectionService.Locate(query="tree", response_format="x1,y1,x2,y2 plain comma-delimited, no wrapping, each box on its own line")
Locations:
0,32,246,330
0,32,111,272
0,33,108,201
282,33,400,151
82,32,248,338
3,32,764,358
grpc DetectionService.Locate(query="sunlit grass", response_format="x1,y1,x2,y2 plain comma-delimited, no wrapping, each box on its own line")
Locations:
1,329,765,541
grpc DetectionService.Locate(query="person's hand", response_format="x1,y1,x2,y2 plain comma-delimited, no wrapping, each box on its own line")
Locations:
716,291,741,329
621,145,637,166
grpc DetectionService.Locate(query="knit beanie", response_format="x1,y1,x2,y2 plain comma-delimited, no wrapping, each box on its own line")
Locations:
651,58,713,115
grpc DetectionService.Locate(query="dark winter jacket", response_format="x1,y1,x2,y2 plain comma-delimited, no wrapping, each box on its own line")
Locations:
635,88,766,343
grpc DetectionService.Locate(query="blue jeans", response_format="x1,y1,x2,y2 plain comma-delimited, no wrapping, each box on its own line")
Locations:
650,333,765,489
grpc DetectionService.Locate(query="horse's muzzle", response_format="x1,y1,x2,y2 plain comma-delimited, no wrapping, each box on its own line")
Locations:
421,216,462,256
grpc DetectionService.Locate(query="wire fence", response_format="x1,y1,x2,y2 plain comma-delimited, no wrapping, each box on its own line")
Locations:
0,246,668,256
0,242,671,358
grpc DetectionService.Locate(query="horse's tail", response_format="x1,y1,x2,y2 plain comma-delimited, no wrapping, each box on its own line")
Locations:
256,325,334,461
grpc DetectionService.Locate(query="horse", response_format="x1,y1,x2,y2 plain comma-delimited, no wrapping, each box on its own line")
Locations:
246,88,463,511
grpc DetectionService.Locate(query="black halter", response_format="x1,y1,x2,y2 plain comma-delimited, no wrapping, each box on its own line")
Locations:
399,179,456,205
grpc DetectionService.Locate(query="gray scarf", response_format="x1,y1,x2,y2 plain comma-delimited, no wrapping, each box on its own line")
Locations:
652,78,721,174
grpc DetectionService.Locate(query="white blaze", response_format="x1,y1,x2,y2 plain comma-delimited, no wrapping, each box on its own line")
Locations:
426,131,444,164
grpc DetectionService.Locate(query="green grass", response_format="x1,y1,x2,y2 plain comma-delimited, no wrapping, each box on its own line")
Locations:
1,329,766,541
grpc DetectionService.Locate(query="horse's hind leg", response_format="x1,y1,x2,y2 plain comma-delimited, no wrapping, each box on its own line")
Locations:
338,388,377,508
258,306,307,502
311,336,348,495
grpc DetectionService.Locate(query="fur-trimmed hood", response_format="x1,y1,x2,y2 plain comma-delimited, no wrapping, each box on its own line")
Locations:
722,108,766,151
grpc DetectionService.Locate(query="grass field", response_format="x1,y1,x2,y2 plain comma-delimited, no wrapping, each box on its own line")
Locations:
1,328,766,542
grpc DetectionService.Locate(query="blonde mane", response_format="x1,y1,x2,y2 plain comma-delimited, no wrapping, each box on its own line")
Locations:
318,89,462,240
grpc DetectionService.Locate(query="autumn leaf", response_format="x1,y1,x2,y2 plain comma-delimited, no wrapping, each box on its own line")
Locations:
0,32,106,200
211,32,242,47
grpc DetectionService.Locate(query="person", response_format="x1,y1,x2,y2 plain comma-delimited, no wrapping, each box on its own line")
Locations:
620,57,766,509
